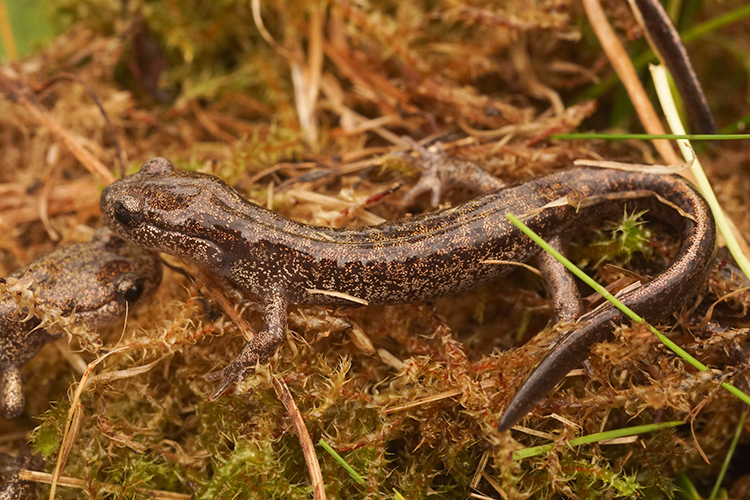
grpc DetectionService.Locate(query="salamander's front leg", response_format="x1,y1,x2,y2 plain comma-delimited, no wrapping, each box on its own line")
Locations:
206,289,289,399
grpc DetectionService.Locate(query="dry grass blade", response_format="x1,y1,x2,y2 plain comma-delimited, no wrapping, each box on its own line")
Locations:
49,347,128,499
0,0,17,61
272,378,326,500
581,0,679,166
20,469,192,499
573,157,693,174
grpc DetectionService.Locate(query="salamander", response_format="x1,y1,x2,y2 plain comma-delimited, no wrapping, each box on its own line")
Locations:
100,157,716,431
0,228,162,419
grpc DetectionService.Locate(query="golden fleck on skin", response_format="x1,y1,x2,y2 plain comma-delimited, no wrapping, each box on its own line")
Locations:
0,228,162,419
100,157,715,431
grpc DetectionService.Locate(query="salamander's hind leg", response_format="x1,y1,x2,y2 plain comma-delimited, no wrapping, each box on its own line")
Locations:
536,236,582,322
398,137,503,206
206,289,289,399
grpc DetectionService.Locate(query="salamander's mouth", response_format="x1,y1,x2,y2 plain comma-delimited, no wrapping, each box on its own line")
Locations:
111,209,229,275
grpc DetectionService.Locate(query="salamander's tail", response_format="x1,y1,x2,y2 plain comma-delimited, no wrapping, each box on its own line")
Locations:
497,171,716,432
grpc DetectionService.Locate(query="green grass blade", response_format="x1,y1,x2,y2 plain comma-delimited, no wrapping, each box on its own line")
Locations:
512,421,684,460
681,4,750,44
674,472,704,500
709,411,746,499
549,133,750,141
318,439,367,486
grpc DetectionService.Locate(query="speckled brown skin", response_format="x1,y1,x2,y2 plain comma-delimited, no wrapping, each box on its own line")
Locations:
100,158,716,430
0,228,162,419
0,452,42,499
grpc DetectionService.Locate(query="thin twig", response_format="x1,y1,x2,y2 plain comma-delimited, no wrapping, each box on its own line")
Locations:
20,470,191,500
0,72,115,185
39,73,126,177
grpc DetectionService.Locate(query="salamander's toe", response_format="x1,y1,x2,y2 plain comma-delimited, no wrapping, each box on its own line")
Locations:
402,175,443,208
205,363,246,400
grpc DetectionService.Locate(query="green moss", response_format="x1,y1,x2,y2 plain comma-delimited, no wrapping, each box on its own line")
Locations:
197,441,311,500
103,455,185,500
30,401,69,458
560,457,643,499
572,208,655,266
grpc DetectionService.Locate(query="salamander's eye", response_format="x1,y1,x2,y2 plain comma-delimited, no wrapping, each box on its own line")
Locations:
113,196,145,228
140,157,174,176
114,274,145,303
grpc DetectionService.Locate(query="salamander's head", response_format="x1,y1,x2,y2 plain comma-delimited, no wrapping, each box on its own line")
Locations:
0,227,161,418
16,228,163,334
100,157,240,274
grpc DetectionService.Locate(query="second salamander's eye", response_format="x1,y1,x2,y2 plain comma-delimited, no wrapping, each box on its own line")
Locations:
113,197,145,228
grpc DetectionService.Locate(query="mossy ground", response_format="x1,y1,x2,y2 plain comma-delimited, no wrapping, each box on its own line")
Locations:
0,0,749,498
